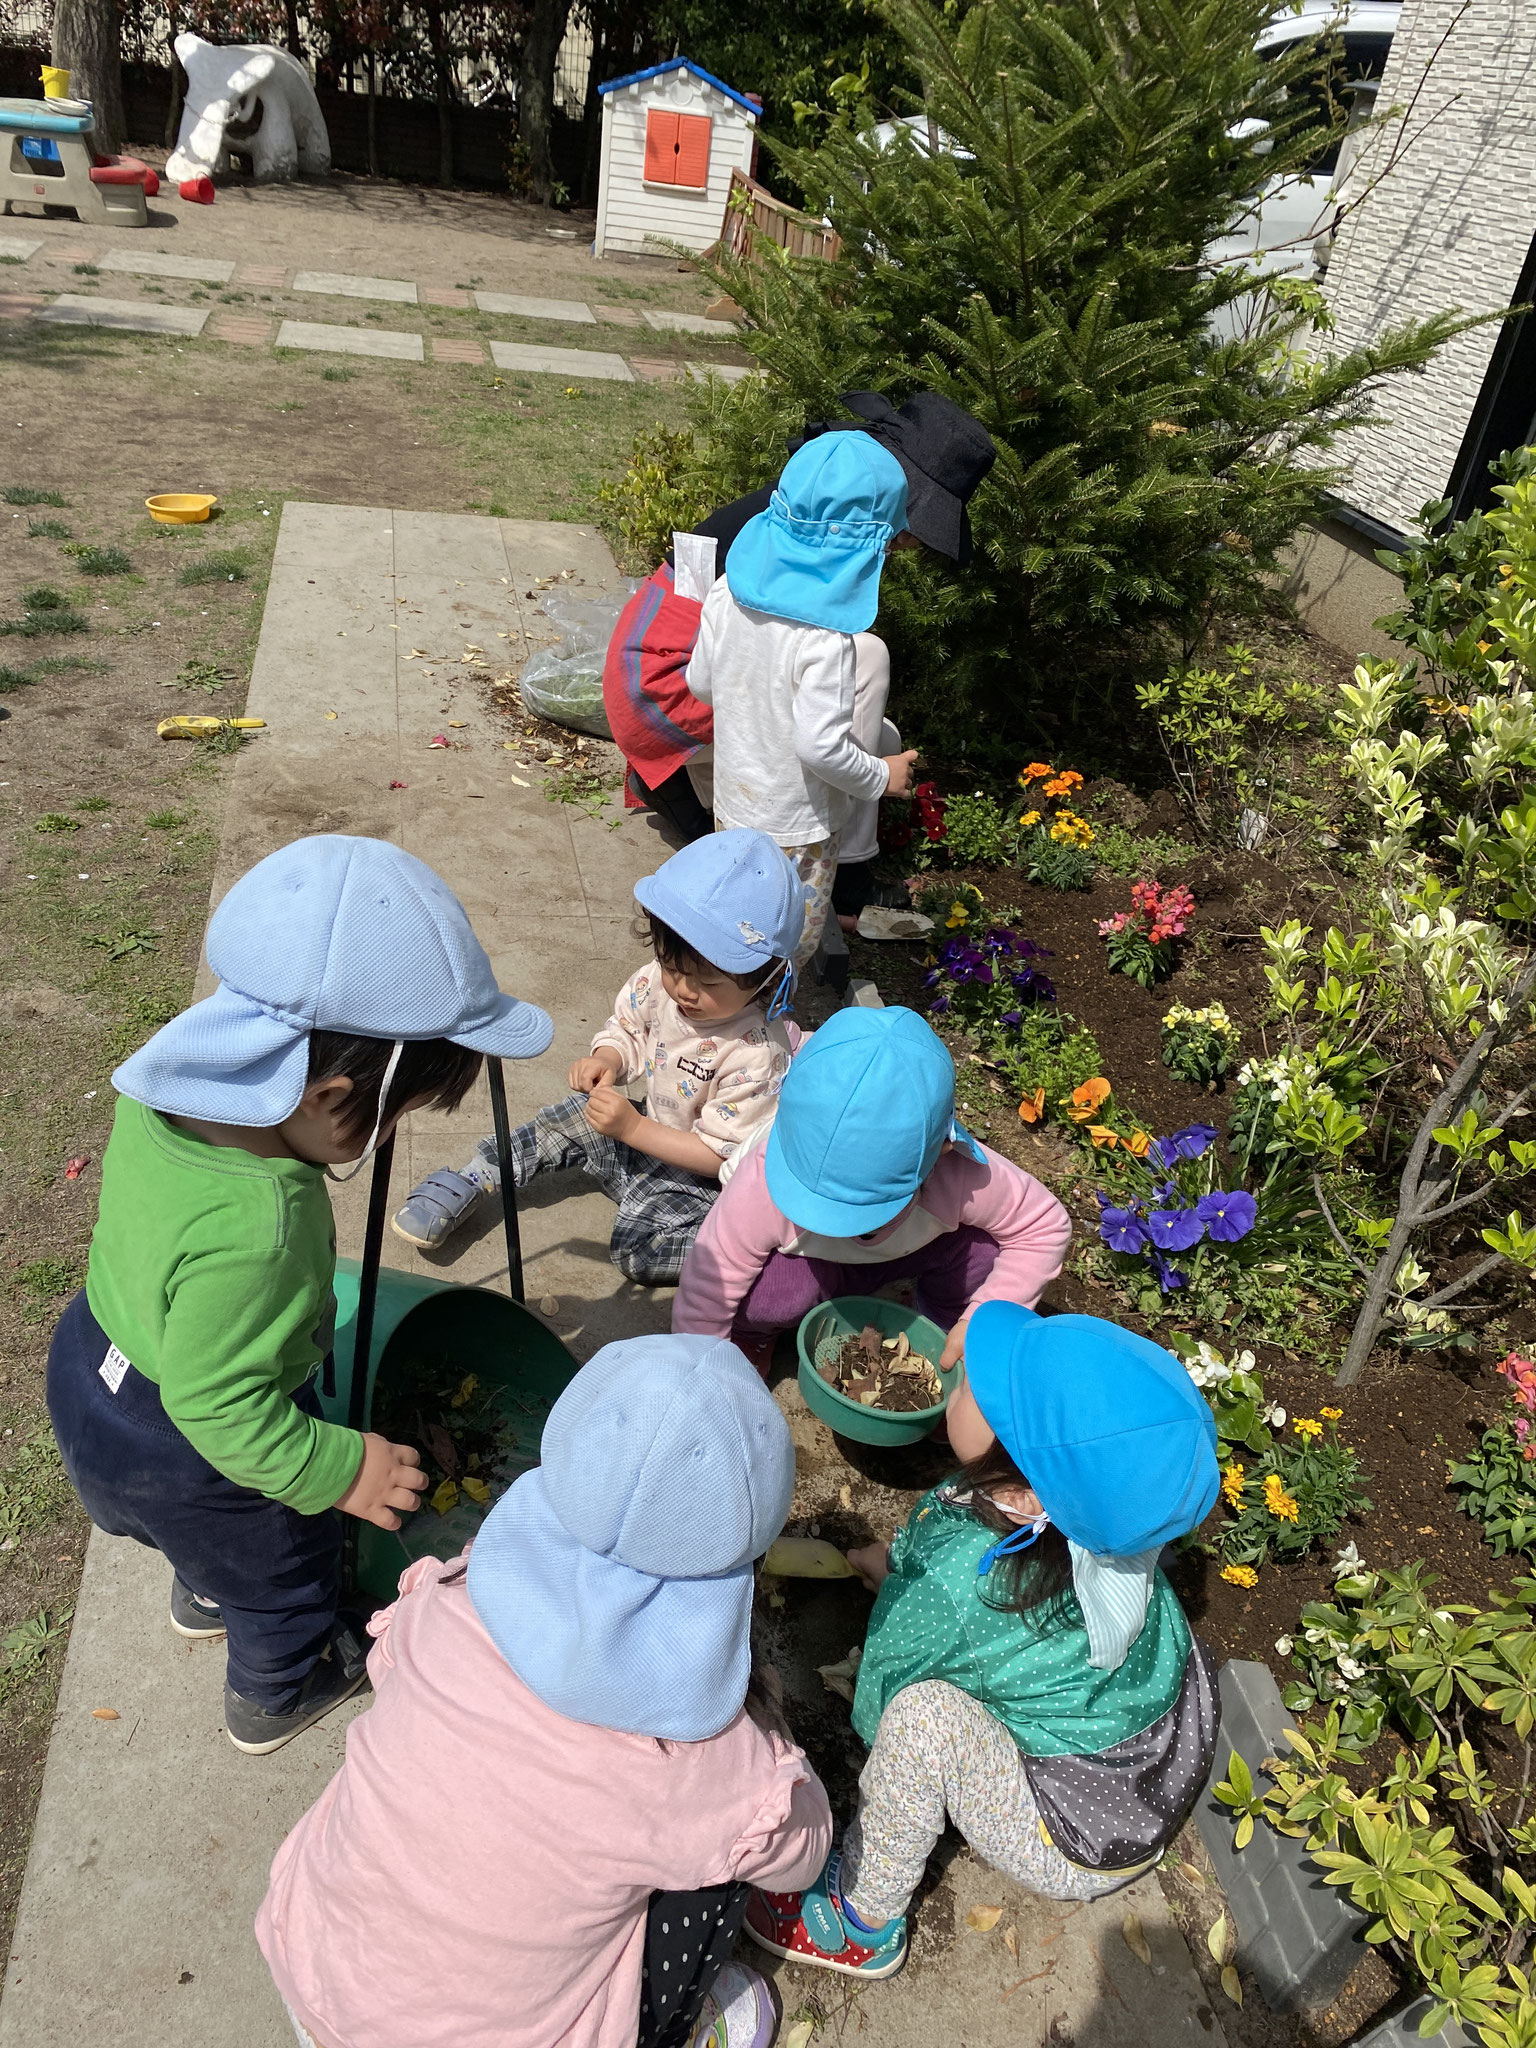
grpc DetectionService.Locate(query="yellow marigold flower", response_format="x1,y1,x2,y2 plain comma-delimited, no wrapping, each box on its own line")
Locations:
1220,1463,1245,1506
1262,1473,1299,1522
1320,1406,1343,1421
1020,809,1042,827
1293,1418,1323,1440
1220,1564,1258,1589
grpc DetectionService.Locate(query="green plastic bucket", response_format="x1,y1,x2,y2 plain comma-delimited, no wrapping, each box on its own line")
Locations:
796,1295,956,1447
323,1256,578,1602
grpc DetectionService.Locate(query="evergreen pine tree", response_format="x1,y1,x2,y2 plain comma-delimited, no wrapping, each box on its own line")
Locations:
648,0,1480,746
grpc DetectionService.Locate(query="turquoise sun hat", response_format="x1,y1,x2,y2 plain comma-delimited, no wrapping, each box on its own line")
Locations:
764,1006,985,1238
112,834,553,1126
467,1333,795,1741
963,1302,1218,1556
725,433,909,634
634,828,806,976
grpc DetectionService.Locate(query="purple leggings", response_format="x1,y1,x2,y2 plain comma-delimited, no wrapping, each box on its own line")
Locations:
734,1225,1001,1336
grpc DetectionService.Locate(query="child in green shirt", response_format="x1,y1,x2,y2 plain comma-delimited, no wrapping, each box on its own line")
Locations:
47,834,552,1754
746,1305,1221,1980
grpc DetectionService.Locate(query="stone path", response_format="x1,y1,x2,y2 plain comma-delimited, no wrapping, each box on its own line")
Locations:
1,236,759,382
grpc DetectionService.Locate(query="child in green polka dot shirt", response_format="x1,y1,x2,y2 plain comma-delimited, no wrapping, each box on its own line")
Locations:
746,1304,1221,1981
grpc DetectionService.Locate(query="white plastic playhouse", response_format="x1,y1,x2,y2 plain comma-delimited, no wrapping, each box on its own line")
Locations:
593,58,758,260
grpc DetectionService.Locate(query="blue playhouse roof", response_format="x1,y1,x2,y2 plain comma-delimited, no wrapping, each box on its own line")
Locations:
598,59,758,118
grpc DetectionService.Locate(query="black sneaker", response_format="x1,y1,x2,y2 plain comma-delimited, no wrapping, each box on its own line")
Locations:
223,1620,371,1755
170,1576,226,1639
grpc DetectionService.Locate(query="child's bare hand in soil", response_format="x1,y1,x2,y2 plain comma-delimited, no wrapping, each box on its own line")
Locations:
882,749,920,799
583,1083,640,1142
847,1542,891,1593
569,1051,622,1094
336,1434,429,1530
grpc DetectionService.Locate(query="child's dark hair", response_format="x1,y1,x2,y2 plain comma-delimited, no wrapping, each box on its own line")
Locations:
306,1031,483,1147
639,912,785,994
955,1440,1075,1628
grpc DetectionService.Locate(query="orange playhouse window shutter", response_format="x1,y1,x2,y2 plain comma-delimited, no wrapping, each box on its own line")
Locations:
673,113,712,189
644,109,680,183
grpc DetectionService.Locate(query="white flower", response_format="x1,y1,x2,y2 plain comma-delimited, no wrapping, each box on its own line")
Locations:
1332,1543,1363,1577
1274,1635,1293,1657
1263,1403,1287,1429
1233,1350,1257,1374
1337,1655,1366,1682
1304,1627,1324,1643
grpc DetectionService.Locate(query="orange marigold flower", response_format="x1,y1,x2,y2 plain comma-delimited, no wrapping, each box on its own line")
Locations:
1043,776,1072,797
1087,1125,1119,1149
1018,762,1053,785
1018,1088,1046,1125
1063,1077,1112,1122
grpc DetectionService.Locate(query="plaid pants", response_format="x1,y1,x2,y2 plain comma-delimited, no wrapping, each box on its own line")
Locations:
478,1094,718,1287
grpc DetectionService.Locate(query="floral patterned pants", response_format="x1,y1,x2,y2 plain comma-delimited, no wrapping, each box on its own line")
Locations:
839,1681,1138,1925
783,836,840,971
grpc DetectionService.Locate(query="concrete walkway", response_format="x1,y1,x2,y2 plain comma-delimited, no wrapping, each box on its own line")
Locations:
0,505,1224,2047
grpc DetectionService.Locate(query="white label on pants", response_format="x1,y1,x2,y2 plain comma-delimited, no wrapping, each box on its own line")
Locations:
98,1343,131,1394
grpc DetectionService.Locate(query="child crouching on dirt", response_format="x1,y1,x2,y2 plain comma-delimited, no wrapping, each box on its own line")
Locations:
671,1005,1071,1366
257,1333,833,2048
47,835,553,1756
393,829,805,1286
747,1304,1221,1978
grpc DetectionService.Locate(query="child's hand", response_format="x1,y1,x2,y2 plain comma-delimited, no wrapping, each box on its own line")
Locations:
569,1053,619,1093
882,749,920,800
939,1325,965,1371
583,1083,640,1142
847,1541,892,1593
335,1434,429,1531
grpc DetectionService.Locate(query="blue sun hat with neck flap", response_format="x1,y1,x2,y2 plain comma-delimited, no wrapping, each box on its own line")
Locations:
468,1333,796,1741
112,834,553,1127
634,829,806,1017
764,1005,985,1237
962,1303,1218,1669
725,433,910,633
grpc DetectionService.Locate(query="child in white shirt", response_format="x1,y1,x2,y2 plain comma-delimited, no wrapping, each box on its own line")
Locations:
393,831,804,1285
687,434,919,967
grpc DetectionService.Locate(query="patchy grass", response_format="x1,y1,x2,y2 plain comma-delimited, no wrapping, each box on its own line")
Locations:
25,520,70,541
62,545,132,577
434,376,695,524
177,551,249,587
1,488,67,508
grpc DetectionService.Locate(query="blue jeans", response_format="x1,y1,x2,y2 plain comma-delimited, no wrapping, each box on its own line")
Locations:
46,1290,343,1709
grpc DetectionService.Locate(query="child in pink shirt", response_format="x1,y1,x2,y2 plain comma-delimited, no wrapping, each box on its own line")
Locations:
673,1007,1070,1364
256,1334,831,2048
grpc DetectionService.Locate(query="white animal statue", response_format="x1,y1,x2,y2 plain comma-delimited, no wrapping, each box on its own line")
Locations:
166,34,331,185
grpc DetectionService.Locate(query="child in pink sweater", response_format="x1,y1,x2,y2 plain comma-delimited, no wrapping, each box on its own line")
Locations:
673,1007,1070,1364
257,1334,831,2048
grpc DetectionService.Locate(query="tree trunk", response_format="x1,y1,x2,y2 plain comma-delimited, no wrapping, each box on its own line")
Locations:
519,0,575,206
283,0,303,60
366,52,378,179
163,0,183,149
424,1,455,186
578,16,604,205
52,0,126,157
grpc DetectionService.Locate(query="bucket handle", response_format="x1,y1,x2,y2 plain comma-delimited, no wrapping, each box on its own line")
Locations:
348,1129,398,1432
486,1058,524,1304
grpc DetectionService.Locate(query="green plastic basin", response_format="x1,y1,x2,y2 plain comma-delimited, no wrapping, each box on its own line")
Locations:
796,1295,956,1447
324,1257,578,1602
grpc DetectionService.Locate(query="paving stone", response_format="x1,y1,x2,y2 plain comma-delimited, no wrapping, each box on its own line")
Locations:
1196,1660,1372,2014
209,313,275,347
685,361,756,385
238,263,289,288
488,339,634,381
275,319,424,361
474,289,595,324
0,292,47,320
431,335,485,364
292,269,418,304
419,285,472,309
98,249,235,284
0,235,42,262
37,293,210,337
629,357,684,382
592,302,646,326
643,307,741,336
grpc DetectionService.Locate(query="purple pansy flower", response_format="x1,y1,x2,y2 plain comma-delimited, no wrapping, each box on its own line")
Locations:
999,1009,1023,1029
1099,1204,1150,1255
1149,1248,1188,1293
1146,1205,1206,1253
1197,1188,1257,1242
1169,1122,1219,1161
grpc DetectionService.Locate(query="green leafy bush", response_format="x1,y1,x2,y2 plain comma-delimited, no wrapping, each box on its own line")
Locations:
940,791,1013,867
1450,1352,1536,1558
1024,835,1095,890
1135,642,1323,844
1161,1001,1239,1086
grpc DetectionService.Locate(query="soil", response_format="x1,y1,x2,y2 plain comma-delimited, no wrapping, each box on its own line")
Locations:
823,1324,945,1412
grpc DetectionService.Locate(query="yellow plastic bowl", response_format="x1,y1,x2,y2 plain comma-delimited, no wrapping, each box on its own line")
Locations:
145,493,217,524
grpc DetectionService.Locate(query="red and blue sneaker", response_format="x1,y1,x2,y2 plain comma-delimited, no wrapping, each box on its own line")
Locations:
744,1851,907,1980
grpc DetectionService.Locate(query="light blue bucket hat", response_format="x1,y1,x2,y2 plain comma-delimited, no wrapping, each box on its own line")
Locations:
468,1334,795,1741
725,433,909,633
634,828,805,977
113,834,553,1126
765,1005,985,1237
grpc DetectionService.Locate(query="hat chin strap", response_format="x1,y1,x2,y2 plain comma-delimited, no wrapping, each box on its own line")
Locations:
325,1038,405,1184
975,1510,1051,1578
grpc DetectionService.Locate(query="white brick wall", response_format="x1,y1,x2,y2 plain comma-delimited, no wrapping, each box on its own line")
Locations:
1321,0,1536,534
